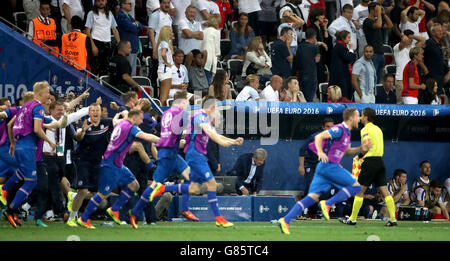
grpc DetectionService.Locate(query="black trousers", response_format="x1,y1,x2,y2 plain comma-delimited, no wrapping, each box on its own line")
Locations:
92,39,113,76
34,161,49,219
43,155,66,216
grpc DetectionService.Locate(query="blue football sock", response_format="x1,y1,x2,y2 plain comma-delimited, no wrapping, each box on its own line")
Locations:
111,187,134,212
284,196,316,224
2,171,23,192
207,190,220,217
9,180,36,210
180,184,190,212
81,193,102,222
131,186,153,217
326,186,362,206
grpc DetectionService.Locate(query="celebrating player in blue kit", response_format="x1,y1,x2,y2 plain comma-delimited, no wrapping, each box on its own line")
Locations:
77,109,160,229
129,91,197,229
184,96,244,227
278,108,372,234
0,82,58,228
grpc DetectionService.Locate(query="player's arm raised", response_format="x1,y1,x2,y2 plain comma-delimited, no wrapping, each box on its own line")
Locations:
314,130,331,163
135,131,160,144
43,113,69,130
200,123,243,147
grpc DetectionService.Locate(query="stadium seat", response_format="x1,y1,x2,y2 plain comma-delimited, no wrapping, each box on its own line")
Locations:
220,39,231,59
265,81,270,87
384,64,396,75
140,85,155,98
99,75,110,85
13,12,27,33
167,98,174,106
383,44,394,65
152,98,162,107
139,36,149,49
266,41,273,54
227,59,243,86
324,64,330,82
319,82,328,102
132,76,152,86
194,99,202,106
227,80,234,90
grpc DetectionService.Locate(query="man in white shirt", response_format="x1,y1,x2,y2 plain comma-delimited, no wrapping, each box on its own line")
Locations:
178,5,204,55
61,0,85,34
400,4,427,40
146,0,176,16
236,75,260,101
328,4,358,51
260,75,284,101
196,0,221,28
336,0,353,17
393,30,425,104
170,49,195,102
148,0,173,59
352,0,370,57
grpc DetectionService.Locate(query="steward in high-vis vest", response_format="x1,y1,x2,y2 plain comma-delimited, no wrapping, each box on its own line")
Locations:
60,16,92,71
29,2,60,57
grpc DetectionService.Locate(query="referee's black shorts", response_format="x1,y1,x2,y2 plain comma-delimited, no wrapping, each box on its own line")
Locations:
358,157,386,188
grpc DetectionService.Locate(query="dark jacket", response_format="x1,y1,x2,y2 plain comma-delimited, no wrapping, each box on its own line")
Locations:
206,140,220,174
329,42,357,100
116,10,143,53
227,153,265,194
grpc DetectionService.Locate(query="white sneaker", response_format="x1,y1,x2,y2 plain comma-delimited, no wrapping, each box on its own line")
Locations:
372,210,378,220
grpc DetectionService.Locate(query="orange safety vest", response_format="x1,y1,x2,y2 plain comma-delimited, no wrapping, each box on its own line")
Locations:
32,17,60,57
61,31,88,71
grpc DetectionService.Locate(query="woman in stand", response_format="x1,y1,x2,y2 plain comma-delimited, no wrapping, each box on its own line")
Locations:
229,12,255,59
157,26,174,106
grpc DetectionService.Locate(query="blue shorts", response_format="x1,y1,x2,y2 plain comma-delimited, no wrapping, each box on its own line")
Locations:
98,161,136,196
308,162,357,195
152,148,189,183
14,144,37,181
186,150,214,185
0,144,19,178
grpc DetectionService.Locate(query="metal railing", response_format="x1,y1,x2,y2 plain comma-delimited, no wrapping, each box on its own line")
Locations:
0,16,164,114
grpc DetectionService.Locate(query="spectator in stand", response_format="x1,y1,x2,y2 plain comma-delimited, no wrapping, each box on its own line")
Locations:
242,36,272,86
363,2,393,84
116,0,143,76
278,9,305,56
23,0,41,25
308,7,330,84
379,169,411,219
415,180,449,219
271,27,294,80
260,75,285,102
376,73,397,104
393,29,426,104
170,49,196,103
420,78,442,104
279,0,306,45
208,69,233,101
285,76,307,102
108,40,140,93
352,45,377,104
156,26,174,106
196,0,221,29
402,47,427,104
149,0,173,61
236,74,260,101
400,4,426,39
352,0,370,57
423,23,447,95
327,85,354,103
178,5,204,55
390,0,410,45
85,0,120,76
146,0,176,17
171,0,191,37
28,1,59,57
328,4,358,52
258,0,280,43
292,28,321,102
329,30,357,101
229,12,255,60
410,0,436,39
199,16,221,85
237,0,261,34
185,49,209,96
215,0,233,31
61,16,92,71
61,0,85,34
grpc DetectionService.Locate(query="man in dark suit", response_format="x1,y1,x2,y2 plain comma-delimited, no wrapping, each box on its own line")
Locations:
227,148,267,196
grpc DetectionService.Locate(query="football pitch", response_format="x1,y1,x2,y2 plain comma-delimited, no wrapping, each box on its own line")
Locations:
0,219,449,241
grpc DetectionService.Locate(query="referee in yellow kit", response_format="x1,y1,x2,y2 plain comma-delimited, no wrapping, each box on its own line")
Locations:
340,107,398,226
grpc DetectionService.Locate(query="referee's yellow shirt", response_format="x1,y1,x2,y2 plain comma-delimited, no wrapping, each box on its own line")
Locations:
360,122,384,158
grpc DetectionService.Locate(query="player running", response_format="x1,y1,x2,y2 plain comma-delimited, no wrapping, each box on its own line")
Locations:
278,107,372,234
129,91,197,229
340,107,398,226
77,109,160,229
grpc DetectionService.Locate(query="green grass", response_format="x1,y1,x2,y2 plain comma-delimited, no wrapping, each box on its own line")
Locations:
1,219,450,241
